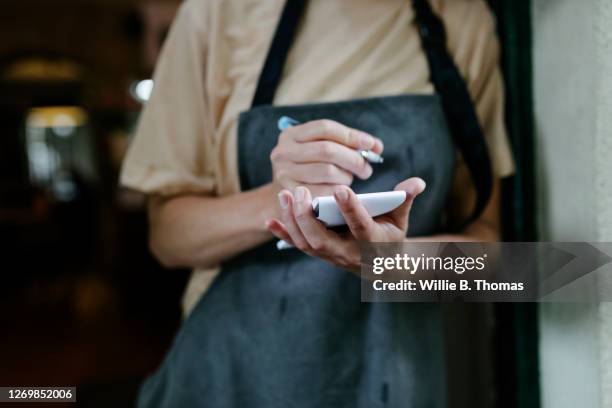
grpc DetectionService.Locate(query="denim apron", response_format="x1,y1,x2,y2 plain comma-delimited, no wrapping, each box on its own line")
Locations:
138,0,492,407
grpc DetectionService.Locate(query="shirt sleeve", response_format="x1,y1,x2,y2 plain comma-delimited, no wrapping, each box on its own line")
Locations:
120,0,217,197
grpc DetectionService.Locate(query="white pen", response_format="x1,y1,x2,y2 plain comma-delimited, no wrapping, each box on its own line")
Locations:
277,116,384,164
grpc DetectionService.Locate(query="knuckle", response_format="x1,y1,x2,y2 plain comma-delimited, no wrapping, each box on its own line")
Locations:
295,239,310,251
342,172,354,185
295,210,309,223
341,203,357,216
310,239,327,252
355,132,373,150
318,142,334,160
318,119,332,129
346,129,358,146
270,147,282,162
318,119,335,133
352,221,372,237
278,129,291,141
322,164,337,178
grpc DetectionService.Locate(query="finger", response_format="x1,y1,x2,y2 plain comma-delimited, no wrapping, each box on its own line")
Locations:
306,184,340,199
292,186,335,252
283,141,373,180
289,119,377,151
278,190,309,250
265,219,294,245
371,137,384,155
273,171,299,191
289,163,353,185
390,177,427,229
333,185,377,240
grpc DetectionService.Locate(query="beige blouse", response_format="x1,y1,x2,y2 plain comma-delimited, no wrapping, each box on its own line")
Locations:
120,0,515,314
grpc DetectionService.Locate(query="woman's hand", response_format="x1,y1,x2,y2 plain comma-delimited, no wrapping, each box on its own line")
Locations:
265,178,426,273
270,119,384,198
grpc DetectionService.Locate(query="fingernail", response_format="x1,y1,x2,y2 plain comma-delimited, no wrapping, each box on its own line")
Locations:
406,179,426,196
334,187,349,203
363,164,373,179
295,187,307,202
278,193,289,209
375,138,384,152
417,179,427,193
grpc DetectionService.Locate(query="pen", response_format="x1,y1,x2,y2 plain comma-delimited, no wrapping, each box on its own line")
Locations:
277,116,384,164
275,116,384,250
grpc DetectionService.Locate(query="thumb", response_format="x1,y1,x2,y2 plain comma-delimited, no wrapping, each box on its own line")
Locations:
390,177,427,229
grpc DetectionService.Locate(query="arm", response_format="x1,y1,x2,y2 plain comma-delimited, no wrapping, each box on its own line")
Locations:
148,119,383,269
148,183,277,269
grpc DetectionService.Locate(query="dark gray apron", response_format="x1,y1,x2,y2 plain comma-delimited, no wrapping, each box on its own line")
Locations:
138,1,492,407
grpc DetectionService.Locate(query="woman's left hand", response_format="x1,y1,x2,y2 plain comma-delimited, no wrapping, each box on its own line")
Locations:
265,178,426,273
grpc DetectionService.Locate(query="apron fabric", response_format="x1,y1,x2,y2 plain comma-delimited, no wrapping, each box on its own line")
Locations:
138,1,491,407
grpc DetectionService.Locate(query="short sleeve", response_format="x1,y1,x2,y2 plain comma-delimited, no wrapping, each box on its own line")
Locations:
440,0,515,178
120,0,217,197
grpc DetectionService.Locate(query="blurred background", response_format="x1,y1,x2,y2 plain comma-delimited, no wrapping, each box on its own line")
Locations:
1,0,611,407
0,0,187,406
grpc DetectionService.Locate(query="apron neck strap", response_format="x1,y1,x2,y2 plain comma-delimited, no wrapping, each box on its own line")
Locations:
413,0,493,228
251,0,308,107
251,0,493,228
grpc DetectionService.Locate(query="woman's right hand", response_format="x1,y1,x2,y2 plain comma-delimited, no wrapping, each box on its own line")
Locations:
270,119,384,198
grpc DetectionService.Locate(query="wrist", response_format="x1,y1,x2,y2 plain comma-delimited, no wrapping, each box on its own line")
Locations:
252,182,282,232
